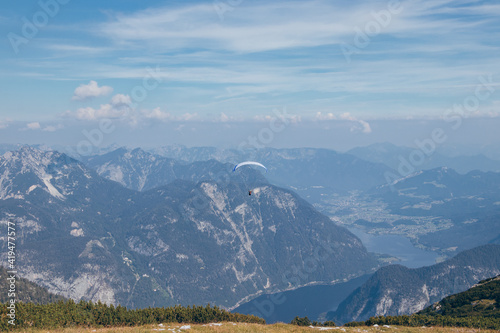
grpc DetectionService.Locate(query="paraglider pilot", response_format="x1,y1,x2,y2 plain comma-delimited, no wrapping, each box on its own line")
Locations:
232,161,267,198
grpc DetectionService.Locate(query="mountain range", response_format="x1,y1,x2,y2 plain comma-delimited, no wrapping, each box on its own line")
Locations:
80,146,392,199
348,142,500,174
327,244,500,325
81,147,500,258
0,146,378,309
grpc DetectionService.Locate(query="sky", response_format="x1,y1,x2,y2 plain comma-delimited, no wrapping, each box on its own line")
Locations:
0,0,499,152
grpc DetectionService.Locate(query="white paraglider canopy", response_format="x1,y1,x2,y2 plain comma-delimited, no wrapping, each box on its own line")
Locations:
232,161,267,173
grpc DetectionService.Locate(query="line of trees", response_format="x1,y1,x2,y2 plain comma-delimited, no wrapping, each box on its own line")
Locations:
345,314,500,330
290,316,336,327
0,300,265,331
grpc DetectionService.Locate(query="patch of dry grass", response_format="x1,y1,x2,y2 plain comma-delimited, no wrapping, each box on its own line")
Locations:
11,323,500,333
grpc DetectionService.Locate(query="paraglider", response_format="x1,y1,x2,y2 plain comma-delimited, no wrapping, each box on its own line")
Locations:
232,161,267,196
232,161,267,173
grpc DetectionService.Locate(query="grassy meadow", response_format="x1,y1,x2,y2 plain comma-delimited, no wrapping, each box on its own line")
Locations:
9,323,500,333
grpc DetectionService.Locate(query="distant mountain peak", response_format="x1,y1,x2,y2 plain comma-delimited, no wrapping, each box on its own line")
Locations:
0,146,92,200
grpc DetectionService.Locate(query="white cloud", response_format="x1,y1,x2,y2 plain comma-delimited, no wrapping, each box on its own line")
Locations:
43,124,64,132
142,107,172,120
99,2,351,53
0,119,10,129
468,110,500,118
141,108,199,122
315,112,336,121
178,113,198,121
45,44,109,54
111,94,132,106
65,92,133,121
339,112,357,121
209,112,245,122
72,81,113,101
358,120,372,134
339,112,372,134
97,0,500,56
27,122,41,130
253,113,301,124
67,104,128,121
253,115,274,122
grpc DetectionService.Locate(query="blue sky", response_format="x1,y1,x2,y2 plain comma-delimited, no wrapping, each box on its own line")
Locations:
0,0,499,149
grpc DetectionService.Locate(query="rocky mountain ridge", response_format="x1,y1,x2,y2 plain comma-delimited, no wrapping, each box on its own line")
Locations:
0,146,378,309
328,244,500,325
